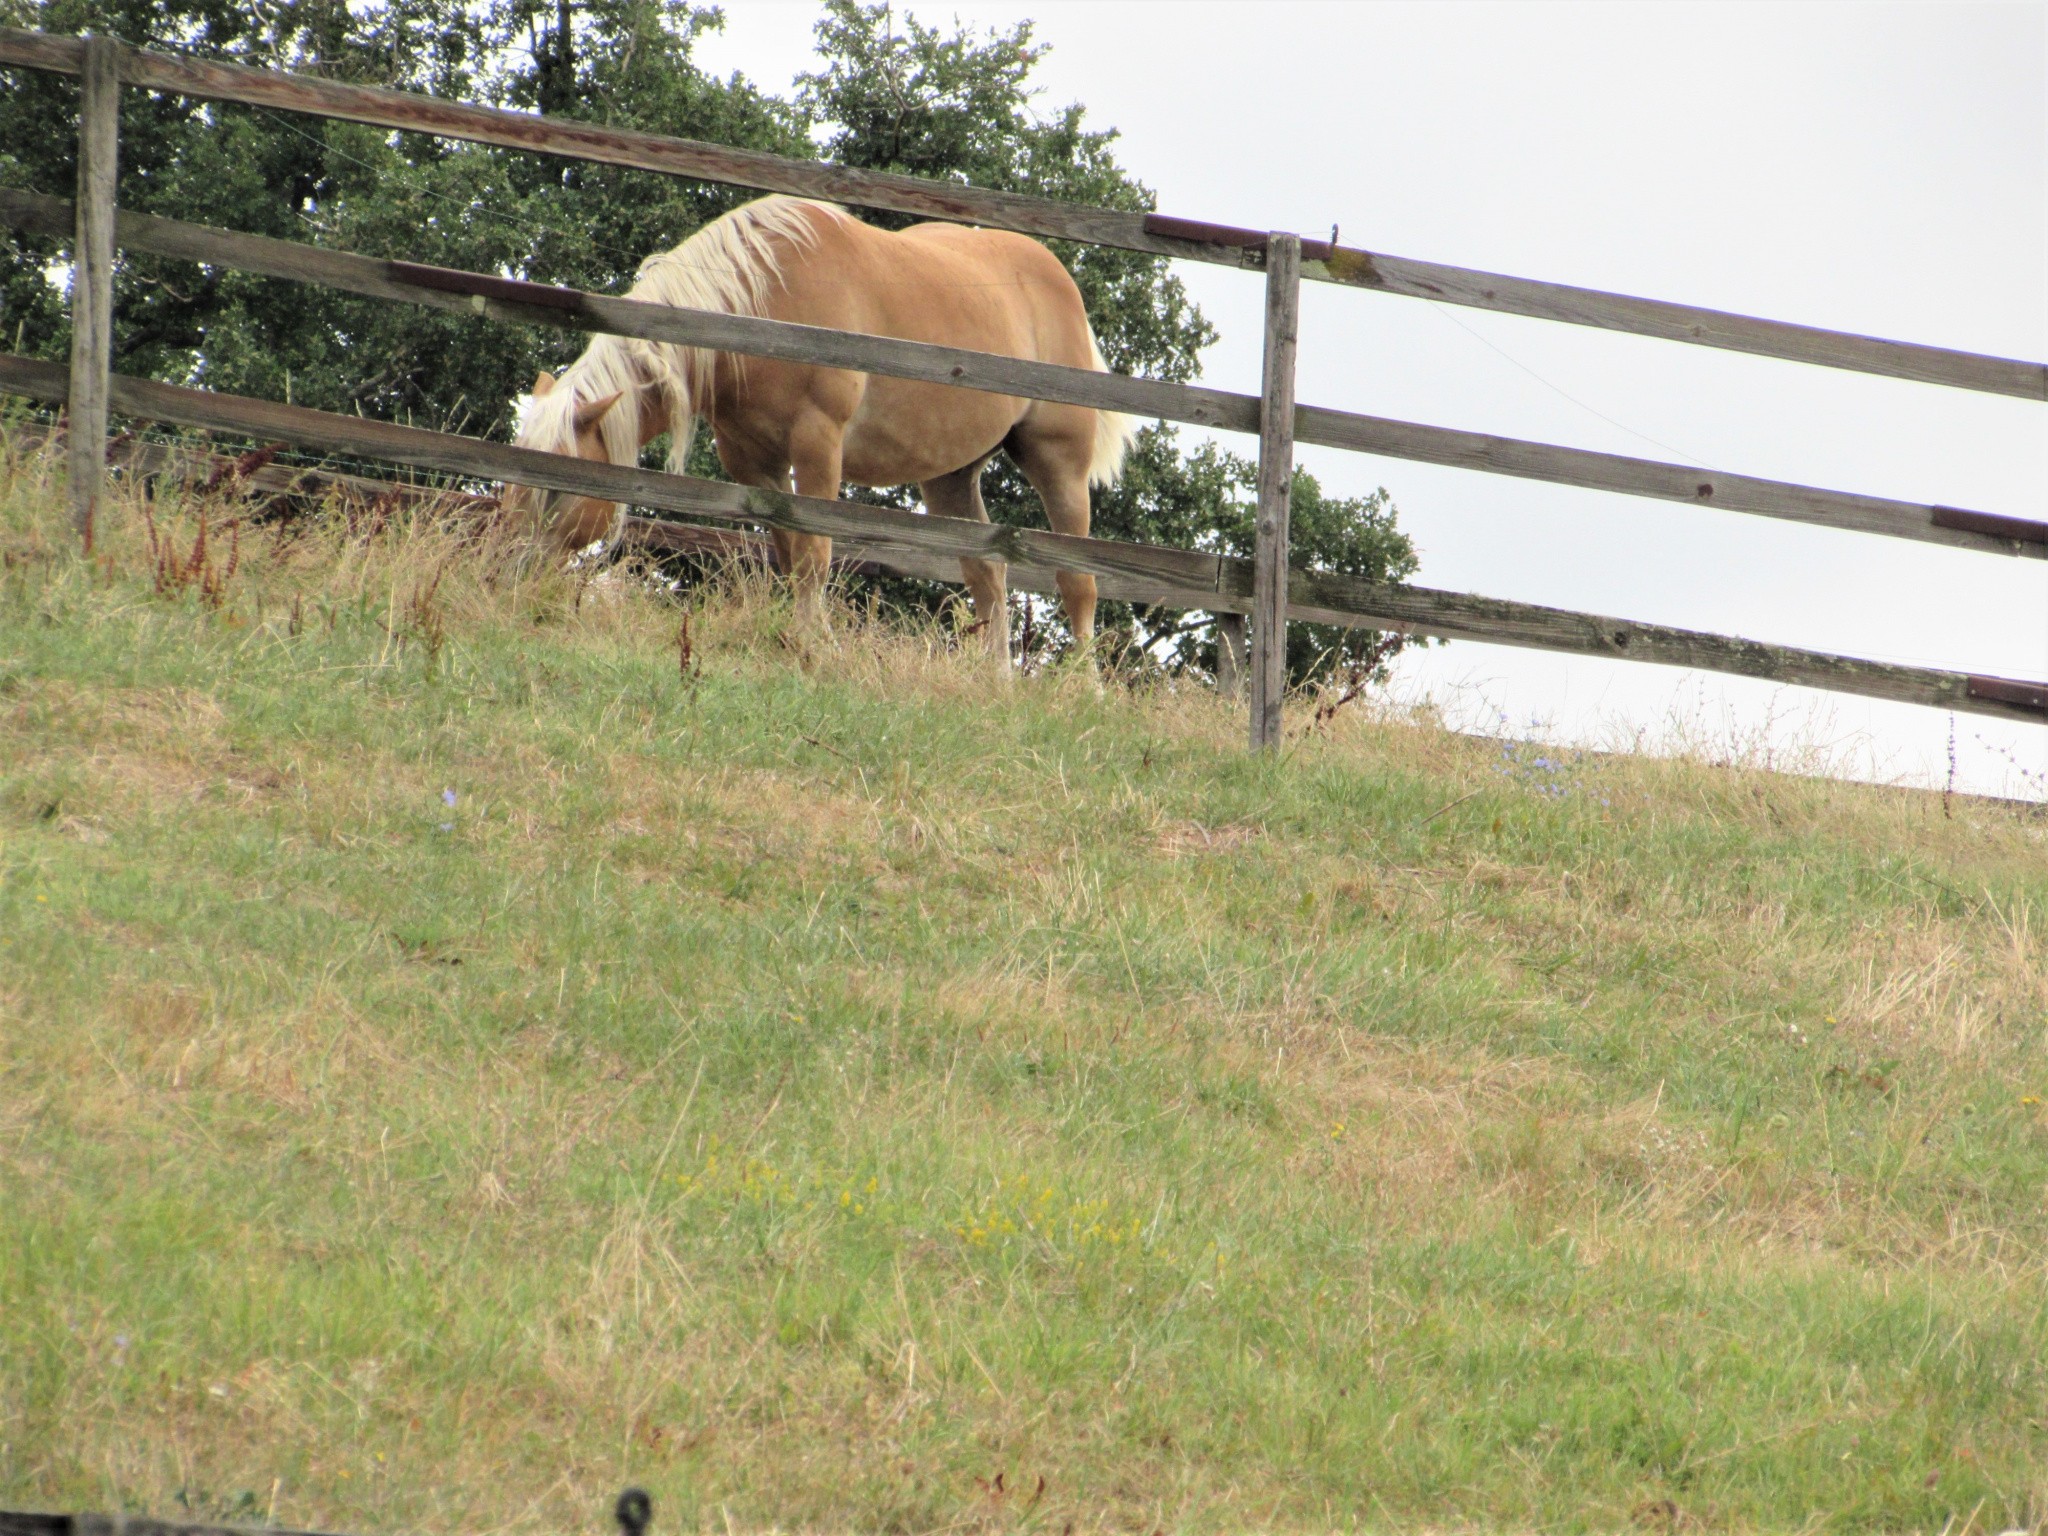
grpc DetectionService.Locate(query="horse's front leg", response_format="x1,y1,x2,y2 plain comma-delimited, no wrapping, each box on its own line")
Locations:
920,460,1008,668
784,413,844,635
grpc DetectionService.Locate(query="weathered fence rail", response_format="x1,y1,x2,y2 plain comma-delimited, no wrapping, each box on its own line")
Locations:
3,24,2043,748
4,188,2038,564
6,351,2040,724
3,26,2042,401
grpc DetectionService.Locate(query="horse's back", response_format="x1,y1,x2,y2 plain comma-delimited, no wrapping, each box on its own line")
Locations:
770,210,1096,368
706,199,1115,490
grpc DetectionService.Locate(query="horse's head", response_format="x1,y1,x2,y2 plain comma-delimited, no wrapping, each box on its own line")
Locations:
503,368,628,550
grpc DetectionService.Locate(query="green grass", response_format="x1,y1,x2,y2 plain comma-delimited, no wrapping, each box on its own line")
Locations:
3,430,2046,1534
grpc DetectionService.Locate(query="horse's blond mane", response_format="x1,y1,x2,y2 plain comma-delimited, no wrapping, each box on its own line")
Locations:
512,195,841,479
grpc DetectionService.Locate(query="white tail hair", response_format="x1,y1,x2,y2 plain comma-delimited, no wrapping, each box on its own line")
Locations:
511,195,839,475
1085,330,1139,489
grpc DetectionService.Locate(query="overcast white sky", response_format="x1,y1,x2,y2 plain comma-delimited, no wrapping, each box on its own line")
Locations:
695,1,2047,798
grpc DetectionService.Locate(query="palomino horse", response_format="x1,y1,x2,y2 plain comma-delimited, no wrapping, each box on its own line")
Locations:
507,194,1135,656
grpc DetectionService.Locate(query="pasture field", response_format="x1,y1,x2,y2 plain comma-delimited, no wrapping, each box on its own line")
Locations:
3,428,2046,1535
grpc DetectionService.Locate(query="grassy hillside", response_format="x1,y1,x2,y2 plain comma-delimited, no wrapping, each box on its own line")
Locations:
3,430,2046,1535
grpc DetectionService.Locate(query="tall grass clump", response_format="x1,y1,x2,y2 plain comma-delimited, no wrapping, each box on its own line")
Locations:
3,424,2047,1535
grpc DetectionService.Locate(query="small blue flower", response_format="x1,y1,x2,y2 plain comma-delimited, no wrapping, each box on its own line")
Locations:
442,788,458,807
437,822,455,833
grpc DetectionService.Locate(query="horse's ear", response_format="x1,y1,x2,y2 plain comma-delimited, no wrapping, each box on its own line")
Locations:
574,391,623,431
532,371,557,397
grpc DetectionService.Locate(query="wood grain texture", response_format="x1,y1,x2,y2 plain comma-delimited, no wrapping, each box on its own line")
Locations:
1301,248,2048,402
0,190,1257,435
4,353,2039,724
7,188,2030,561
1251,233,1301,749
1214,612,1247,701
0,353,1229,598
1290,403,2046,560
625,517,1204,610
0,29,1210,262
7,28,2037,399
64,36,118,540
11,418,494,513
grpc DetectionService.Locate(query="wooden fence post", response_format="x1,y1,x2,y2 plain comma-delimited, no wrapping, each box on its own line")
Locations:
1249,231,1301,749
1214,611,1247,699
67,34,119,544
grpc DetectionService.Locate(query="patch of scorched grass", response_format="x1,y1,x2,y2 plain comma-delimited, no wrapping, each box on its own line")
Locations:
3,426,2047,1535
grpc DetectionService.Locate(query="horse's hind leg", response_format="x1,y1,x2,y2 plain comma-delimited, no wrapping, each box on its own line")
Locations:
921,460,1008,664
1006,424,1097,649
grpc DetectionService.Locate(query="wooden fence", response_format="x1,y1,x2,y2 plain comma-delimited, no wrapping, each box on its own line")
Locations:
2,27,2044,741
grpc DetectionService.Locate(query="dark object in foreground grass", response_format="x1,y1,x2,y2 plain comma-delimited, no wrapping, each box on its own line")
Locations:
613,1489,652,1536
0,1491,655,1536
0,1511,338,1536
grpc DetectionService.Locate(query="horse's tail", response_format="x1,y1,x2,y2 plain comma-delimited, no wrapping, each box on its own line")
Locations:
626,196,841,471
1084,330,1139,489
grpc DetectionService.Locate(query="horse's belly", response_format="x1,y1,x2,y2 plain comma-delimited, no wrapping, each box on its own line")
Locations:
838,378,1021,488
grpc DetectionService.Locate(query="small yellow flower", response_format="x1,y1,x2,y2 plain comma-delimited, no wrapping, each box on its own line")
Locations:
2024,1096,2041,1107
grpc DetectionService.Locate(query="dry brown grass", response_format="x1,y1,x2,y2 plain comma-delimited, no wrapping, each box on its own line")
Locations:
7,430,2048,1531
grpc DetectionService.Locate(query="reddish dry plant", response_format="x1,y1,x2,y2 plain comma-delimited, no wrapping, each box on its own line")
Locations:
199,442,284,498
676,613,697,681
141,500,241,610
1309,631,1404,731
404,559,451,662
343,489,401,542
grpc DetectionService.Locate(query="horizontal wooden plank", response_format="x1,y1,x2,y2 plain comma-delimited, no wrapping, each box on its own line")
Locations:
1247,560,2048,724
0,28,1225,265
623,516,1198,610
1292,403,2047,559
0,351,1230,599
5,27,2040,400
0,189,1253,434
1299,246,2048,402
12,418,493,511
3,188,2032,562
3,352,2039,725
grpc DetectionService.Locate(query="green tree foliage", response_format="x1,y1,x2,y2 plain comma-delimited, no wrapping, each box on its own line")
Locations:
0,0,804,422
0,0,1417,680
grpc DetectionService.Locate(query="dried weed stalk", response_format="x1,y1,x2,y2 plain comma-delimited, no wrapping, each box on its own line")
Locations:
141,500,241,609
